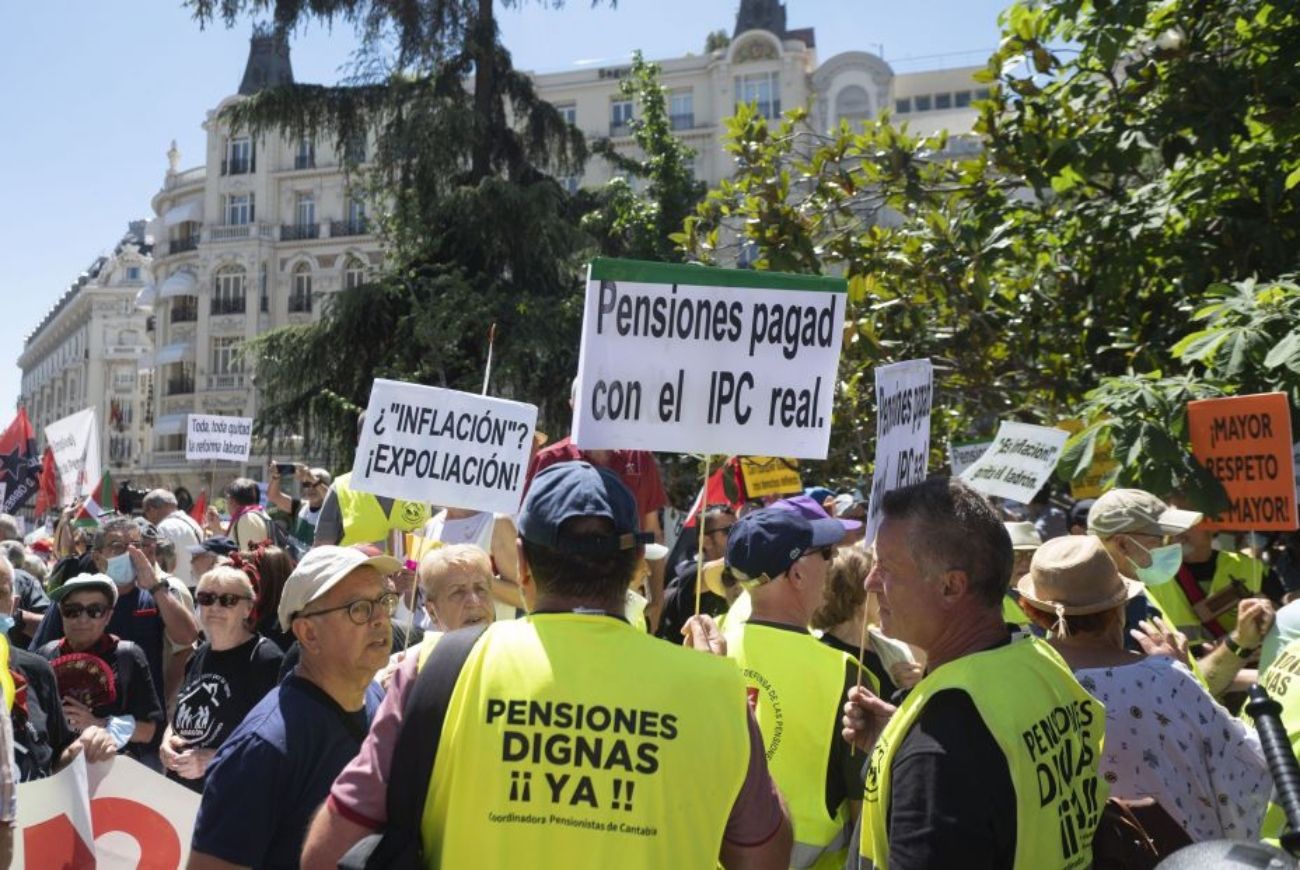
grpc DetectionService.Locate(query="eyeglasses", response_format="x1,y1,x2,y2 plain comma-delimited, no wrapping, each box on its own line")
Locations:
297,592,399,625
196,591,253,608
100,539,139,556
61,603,110,620
704,525,733,538
808,546,836,562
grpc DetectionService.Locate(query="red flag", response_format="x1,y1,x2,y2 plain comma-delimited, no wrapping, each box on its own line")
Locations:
684,457,748,527
0,407,41,513
189,489,208,525
34,447,59,516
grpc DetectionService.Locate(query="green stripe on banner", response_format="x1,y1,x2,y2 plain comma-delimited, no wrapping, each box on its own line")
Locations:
589,258,846,294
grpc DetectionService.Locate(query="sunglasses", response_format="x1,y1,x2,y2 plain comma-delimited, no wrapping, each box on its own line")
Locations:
196,591,252,608
61,603,110,620
297,591,399,626
809,546,836,561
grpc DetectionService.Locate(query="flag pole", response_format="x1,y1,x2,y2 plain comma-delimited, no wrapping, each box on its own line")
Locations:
694,454,712,617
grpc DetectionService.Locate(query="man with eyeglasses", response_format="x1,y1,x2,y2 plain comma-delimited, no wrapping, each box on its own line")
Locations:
188,545,397,870
657,504,738,642
721,507,869,870
267,462,333,550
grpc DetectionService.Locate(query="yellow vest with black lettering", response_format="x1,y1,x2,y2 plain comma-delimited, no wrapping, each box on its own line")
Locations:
0,636,12,712
419,614,751,868
860,636,1106,870
724,620,873,870
333,472,431,547
1145,551,1265,642
1252,635,1300,841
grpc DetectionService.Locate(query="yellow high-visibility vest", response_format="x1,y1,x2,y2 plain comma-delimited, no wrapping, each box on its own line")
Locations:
1145,551,1267,643
333,472,430,547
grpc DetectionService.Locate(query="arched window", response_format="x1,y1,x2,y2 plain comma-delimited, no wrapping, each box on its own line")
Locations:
343,256,366,290
290,262,313,313
213,266,247,315
834,85,872,129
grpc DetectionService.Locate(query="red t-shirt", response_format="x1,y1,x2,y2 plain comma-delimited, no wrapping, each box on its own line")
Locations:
524,437,668,521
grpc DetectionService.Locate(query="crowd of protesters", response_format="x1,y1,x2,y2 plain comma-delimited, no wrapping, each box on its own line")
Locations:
0,429,1296,870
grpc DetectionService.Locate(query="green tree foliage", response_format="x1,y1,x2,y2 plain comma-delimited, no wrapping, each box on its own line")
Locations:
580,52,705,262
681,0,1300,493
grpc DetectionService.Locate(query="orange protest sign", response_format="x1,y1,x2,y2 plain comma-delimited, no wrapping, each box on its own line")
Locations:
1187,392,1297,531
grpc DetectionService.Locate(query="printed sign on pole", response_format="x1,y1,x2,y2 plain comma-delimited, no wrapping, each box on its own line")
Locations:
185,415,254,463
44,408,100,507
572,258,847,458
949,439,993,478
960,421,1070,503
351,379,538,515
739,457,803,498
866,359,933,544
1187,392,1297,531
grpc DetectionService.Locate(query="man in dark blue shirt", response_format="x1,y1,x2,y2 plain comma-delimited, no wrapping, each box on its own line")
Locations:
189,545,399,870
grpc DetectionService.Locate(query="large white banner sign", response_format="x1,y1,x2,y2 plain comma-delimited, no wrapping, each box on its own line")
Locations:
44,408,100,507
865,359,933,544
15,754,200,868
185,414,254,463
960,421,1069,502
572,259,847,458
351,379,538,515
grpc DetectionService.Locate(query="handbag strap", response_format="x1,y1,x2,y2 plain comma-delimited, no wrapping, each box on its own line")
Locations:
385,624,487,837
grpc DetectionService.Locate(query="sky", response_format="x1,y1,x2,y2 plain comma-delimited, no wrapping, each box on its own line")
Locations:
0,0,1010,414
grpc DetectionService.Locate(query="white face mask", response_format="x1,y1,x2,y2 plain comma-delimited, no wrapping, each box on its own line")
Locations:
105,551,136,586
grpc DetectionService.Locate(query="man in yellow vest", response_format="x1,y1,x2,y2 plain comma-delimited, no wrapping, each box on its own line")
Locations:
720,506,869,869
314,471,431,549
302,461,793,868
843,477,1105,870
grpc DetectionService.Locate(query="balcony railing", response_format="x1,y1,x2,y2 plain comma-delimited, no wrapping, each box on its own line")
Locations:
206,373,245,391
164,378,195,397
288,290,313,314
281,223,320,241
331,218,369,238
221,157,253,175
169,237,199,255
211,296,246,316
670,113,695,130
609,121,632,137
209,224,250,242
294,153,316,170
171,301,198,323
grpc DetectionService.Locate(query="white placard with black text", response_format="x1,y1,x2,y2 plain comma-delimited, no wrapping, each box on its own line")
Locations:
960,421,1069,503
865,359,933,544
185,414,254,463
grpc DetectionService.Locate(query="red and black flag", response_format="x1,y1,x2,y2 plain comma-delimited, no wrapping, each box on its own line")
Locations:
0,407,41,513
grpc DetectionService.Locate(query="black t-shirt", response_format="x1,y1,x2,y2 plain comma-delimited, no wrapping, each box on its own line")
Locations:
818,631,898,701
168,636,284,791
9,647,76,781
656,561,729,642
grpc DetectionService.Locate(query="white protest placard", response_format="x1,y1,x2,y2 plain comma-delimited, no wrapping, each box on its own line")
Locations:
572,259,847,458
949,439,993,478
960,421,1070,502
351,379,538,515
185,414,254,463
15,754,200,868
44,408,100,507
865,359,933,544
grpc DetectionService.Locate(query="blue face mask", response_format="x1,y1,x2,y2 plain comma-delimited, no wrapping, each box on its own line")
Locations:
0,614,13,635
1130,538,1183,587
105,551,136,586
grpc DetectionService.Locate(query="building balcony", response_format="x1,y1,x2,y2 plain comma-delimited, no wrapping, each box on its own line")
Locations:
206,373,246,391
169,237,200,255
211,296,247,316
281,223,320,242
288,291,313,314
330,218,369,238
170,301,199,324
163,378,195,397
609,122,632,137
221,157,254,175
670,113,695,130
208,223,274,242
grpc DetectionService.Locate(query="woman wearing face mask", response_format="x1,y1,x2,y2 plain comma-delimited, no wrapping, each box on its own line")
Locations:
1017,536,1269,845
159,566,283,792
35,574,165,759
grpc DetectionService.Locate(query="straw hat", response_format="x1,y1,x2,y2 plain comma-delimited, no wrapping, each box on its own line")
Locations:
1015,535,1144,618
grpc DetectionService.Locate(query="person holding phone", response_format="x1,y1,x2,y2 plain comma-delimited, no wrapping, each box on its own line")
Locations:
160,565,283,792
267,460,332,549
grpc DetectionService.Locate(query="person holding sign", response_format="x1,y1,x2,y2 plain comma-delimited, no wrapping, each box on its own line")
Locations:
842,477,1105,870
301,461,792,868
721,508,873,870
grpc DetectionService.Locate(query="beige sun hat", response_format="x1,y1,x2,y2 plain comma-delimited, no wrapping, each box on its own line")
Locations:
1015,535,1144,618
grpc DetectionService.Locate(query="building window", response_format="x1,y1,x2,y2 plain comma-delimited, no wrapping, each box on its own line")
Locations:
225,136,253,174
610,99,634,135
556,103,577,126
296,193,316,227
344,133,366,164
975,88,992,101
171,295,198,324
213,266,246,315
894,98,911,114
735,72,780,119
158,433,185,452
348,197,366,224
226,193,254,226
670,91,694,130
344,256,366,290
560,175,580,194
125,266,141,281
164,362,195,397
935,93,953,110
834,85,872,128
290,263,313,313
295,136,316,170
913,94,932,112
211,337,243,375
260,262,269,313
955,90,972,108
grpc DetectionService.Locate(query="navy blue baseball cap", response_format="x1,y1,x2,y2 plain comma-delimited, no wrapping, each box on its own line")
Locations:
725,507,846,584
518,461,655,554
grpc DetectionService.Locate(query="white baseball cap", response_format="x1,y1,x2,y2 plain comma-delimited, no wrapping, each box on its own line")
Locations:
278,546,401,630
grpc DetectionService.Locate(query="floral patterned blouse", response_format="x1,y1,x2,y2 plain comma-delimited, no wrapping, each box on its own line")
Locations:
1076,656,1268,842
